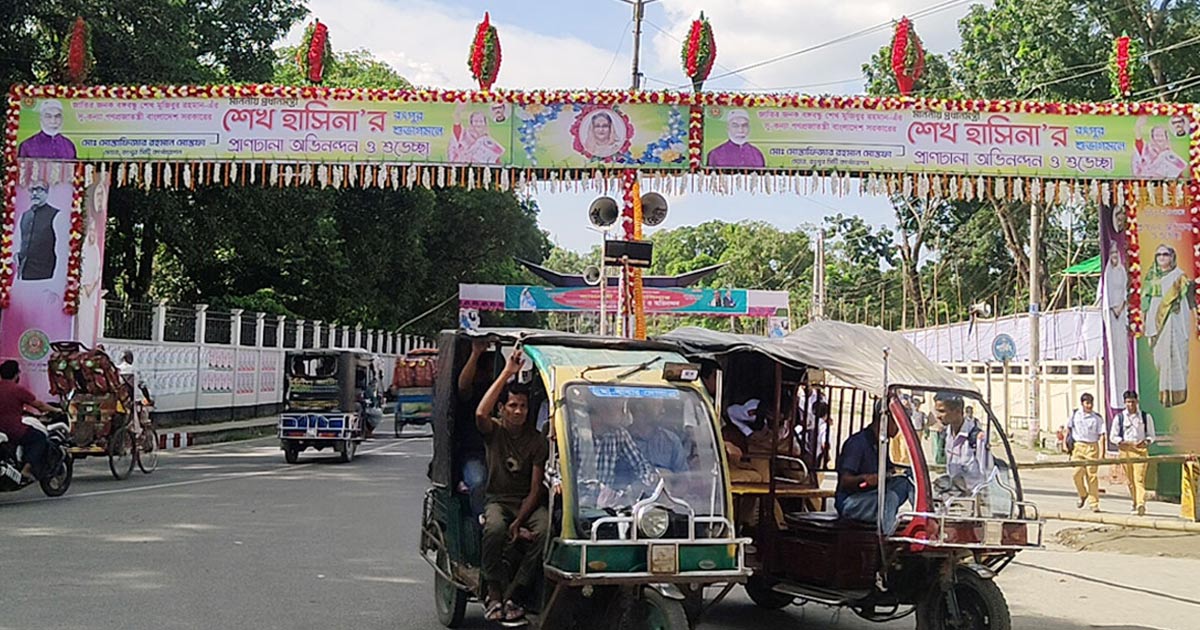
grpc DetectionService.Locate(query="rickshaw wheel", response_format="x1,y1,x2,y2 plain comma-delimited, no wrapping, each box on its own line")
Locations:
611,588,689,630
39,456,73,497
340,439,356,463
916,569,1011,630
283,443,300,464
107,427,135,480
743,576,794,610
138,427,159,474
434,546,467,627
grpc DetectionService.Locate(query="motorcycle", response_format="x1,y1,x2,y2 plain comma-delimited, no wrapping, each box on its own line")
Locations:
0,412,75,498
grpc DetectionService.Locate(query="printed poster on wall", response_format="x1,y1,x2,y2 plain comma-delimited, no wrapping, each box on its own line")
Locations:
0,178,77,399
702,106,1192,180
75,174,110,347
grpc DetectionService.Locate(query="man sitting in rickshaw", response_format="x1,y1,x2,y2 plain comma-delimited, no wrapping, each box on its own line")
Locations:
933,392,994,496
474,350,549,624
835,402,913,534
570,392,661,509
628,398,689,474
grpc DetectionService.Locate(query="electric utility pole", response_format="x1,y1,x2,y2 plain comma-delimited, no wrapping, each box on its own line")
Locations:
619,0,658,90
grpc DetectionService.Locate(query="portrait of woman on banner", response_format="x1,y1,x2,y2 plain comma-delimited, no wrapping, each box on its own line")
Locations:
1132,116,1187,180
448,103,505,164
1143,244,1194,407
1102,240,1132,402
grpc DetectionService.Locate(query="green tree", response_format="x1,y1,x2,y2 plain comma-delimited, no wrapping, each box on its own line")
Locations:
274,47,412,89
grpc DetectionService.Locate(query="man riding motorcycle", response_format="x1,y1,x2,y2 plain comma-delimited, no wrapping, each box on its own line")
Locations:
0,360,57,481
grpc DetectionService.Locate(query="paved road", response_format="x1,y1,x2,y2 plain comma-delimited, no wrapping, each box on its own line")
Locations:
2,421,1195,630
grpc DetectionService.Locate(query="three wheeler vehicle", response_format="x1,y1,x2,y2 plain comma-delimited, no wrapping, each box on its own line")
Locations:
392,347,437,437
658,321,1042,630
278,350,380,463
420,328,749,629
46,341,153,479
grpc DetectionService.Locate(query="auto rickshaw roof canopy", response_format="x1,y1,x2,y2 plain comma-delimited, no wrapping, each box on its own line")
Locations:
658,320,978,397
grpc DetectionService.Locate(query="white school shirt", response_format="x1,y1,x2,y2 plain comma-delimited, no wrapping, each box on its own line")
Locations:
1109,409,1157,446
1066,409,1105,443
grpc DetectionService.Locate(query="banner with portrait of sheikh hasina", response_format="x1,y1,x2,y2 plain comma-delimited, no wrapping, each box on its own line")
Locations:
509,103,689,169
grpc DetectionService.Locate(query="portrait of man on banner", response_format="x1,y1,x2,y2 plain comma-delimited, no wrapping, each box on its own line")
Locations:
16,181,64,283
17,99,77,160
706,108,765,168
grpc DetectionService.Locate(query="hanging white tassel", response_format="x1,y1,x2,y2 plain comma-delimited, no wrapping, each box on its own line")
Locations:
435,166,444,188
317,165,328,188
143,163,153,190
422,167,432,189
117,163,127,187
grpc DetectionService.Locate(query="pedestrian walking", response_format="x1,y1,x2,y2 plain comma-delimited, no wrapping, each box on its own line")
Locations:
1066,393,1105,512
1109,390,1156,516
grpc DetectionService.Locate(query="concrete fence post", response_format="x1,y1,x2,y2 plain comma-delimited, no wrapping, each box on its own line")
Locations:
195,304,209,345
355,324,363,350
277,316,287,350
255,312,266,347
230,309,244,346
295,320,306,350
153,299,168,343
313,321,323,349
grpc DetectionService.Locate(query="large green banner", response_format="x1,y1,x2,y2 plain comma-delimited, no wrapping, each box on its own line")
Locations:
511,103,688,169
702,106,1192,180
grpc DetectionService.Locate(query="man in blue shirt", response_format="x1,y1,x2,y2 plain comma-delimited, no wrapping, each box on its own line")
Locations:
836,402,913,533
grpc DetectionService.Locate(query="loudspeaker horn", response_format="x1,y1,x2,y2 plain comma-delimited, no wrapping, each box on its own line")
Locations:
583,265,602,286
640,192,668,226
588,196,619,228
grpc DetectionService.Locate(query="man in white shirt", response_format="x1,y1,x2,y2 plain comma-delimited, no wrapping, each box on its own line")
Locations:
114,351,143,438
1109,390,1157,516
936,393,992,492
1067,393,1105,512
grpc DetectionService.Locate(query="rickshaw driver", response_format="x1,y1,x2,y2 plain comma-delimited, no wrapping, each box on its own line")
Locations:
835,403,913,534
475,350,549,624
934,392,994,494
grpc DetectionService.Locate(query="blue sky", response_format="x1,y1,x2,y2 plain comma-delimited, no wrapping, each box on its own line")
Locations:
289,0,984,251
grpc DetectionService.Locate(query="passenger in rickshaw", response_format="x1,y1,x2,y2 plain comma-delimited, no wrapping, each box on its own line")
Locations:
627,397,689,473
835,402,914,534
569,392,661,509
474,350,549,624
933,392,994,496
455,340,495,517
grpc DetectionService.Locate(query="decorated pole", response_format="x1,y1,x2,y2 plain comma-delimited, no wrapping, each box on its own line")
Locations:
61,17,94,86
890,16,925,97
468,12,502,91
681,12,716,93
296,19,331,84
1109,34,1137,99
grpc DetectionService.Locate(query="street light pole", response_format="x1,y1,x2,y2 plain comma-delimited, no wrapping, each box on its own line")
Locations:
1028,200,1042,448
619,0,658,90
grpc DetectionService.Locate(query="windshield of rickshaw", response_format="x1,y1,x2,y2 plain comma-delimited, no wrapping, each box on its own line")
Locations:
560,382,726,535
288,354,338,378
893,388,1020,517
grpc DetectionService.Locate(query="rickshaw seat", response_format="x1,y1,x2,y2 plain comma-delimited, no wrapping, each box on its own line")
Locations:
730,482,835,499
782,510,877,532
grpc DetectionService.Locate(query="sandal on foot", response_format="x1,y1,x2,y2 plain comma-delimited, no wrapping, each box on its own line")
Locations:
485,600,504,622
503,600,526,622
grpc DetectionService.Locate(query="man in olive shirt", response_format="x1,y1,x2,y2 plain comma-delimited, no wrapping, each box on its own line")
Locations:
475,349,548,624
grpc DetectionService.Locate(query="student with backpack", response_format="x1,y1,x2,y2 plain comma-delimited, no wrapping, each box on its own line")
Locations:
1109,390,1157,516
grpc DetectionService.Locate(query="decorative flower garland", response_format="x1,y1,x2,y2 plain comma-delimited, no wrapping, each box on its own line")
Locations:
468,12,502,91
63,163,85,314
629,176,646,339
11,83,1199,117
1125,184,1144,335
891,17,925,97
296,20,331,84
1,93,19,309
680,12,716,92
1190,114,1200,337
1108,34,1138,99
515,103,563,165
60,17,94,86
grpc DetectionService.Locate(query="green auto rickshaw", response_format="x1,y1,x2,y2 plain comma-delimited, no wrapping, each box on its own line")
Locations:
420,328,749,629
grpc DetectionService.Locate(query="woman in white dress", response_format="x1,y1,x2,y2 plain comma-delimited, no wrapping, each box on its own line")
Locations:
1102,241,1132,405
448,104,504,164
1132,116,1187,179
1143,245,1194,407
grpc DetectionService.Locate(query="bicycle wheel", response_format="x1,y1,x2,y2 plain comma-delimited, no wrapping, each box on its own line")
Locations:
107,426,135,480
138,427,159,474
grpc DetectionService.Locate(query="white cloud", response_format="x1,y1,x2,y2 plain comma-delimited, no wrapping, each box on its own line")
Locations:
644,0,975,92
290,0,635,90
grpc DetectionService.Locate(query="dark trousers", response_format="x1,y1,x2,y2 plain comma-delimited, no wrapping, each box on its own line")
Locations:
481,500,548,603
18,430,49,477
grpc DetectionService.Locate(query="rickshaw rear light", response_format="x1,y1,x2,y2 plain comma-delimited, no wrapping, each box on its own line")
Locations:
943,522,981,544
1001,523,1028,546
